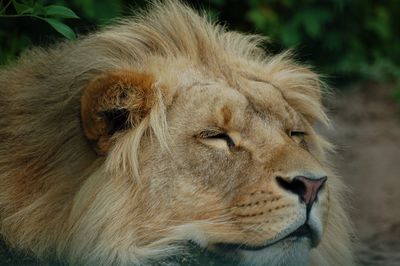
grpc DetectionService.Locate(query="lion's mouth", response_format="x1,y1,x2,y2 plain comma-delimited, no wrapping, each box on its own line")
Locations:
215,223,317,251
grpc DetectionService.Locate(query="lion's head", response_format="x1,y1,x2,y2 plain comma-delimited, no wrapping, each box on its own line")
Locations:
0,1,353,265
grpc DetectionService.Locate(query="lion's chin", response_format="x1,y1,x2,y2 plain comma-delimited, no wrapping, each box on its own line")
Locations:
236,237,312,266
214,222,319,252
157,236,311,266
206,223,316,265
191,237,312,266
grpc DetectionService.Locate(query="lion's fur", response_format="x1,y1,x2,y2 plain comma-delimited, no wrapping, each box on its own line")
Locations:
0,1,353,265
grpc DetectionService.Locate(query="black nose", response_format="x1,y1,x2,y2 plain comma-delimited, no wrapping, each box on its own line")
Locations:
276,176,327,205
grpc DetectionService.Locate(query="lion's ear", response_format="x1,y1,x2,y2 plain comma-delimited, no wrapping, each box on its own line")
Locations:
81,70,156,155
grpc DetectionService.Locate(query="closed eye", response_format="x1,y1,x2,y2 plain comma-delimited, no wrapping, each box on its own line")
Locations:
207,133,235,148
290,130,308,148
290,131,305,137
197,130,236,149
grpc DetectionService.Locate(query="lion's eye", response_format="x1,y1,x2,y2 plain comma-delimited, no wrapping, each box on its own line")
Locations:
290,130,307,147
290,131,305,138
208,133,235,148
198,130,236,148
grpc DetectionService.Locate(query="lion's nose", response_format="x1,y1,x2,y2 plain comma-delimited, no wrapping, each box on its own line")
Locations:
276,176,327,205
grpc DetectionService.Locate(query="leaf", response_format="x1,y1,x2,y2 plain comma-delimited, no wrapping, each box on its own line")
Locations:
281,23,301,46
247,10,267,29
45,5,79,19
42,18,76,40
296,8,332,39
20,7,33,14
32,2,46,16
12,0,32,14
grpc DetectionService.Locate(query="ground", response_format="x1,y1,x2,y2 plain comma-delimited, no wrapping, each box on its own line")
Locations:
325,83,400,266
0,83,399,265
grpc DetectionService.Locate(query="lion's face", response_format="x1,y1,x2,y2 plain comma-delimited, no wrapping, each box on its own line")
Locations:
80,60,330,265
142,75,328,264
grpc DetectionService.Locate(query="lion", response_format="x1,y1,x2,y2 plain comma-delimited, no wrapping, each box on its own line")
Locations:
0,1,354,265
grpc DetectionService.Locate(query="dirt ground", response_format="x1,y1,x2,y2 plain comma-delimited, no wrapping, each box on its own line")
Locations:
325,83,400,265
0,83,399,265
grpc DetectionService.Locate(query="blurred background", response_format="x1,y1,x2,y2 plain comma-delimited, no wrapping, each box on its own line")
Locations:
1,0,399,265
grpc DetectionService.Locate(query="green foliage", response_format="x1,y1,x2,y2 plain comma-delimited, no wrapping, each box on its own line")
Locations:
0,0,81,64
43,17,76,40
0,0,79,39
0,0,126,65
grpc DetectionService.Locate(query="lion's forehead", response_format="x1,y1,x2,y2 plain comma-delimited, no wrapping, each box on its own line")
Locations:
172,77,299,130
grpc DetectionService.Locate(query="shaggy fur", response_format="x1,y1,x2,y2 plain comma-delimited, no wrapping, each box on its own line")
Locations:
0,1,354,265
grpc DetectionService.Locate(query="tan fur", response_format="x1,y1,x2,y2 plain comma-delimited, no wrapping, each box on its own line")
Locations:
0,1,354,265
